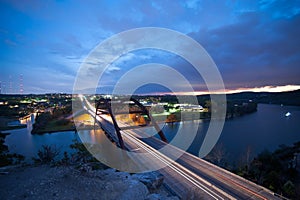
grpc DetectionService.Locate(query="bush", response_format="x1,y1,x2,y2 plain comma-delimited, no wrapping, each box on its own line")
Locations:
33,145,60,164
69,139,109,170
283,181,296,197
70,139,96,163
57,151,70,166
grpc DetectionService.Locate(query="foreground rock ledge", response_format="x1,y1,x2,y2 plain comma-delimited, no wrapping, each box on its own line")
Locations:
0,165,179,200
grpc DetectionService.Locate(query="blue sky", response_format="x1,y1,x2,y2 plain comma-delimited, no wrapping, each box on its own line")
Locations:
0,0,300,94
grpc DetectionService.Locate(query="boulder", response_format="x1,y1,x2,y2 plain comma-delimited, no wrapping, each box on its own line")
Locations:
146,193,180,200
133,171,164,192
119,179,149,200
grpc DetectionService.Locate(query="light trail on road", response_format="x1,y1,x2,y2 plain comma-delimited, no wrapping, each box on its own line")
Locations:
77,95,281,200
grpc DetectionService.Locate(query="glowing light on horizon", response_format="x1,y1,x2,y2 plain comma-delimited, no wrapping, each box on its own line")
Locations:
226,85,300,94
137,85,300,96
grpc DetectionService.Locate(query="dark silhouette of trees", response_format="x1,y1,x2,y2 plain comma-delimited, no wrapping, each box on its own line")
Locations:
0,133,24,166
205,143,228,168
236,142,300,199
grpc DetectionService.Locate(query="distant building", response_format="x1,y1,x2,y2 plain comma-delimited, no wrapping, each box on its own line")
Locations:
174,103,204,112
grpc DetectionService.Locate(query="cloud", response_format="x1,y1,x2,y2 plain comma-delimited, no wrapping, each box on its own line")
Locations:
259,0,300,19
113,53,136,65
4,39,17,46
189,7,300,89
185,0,202,10
106,65,121,73
25,66,75,93
1,0,300,93
63,34,82,49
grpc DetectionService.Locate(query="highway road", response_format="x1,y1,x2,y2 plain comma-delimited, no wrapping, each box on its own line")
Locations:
132,129,281,200
78,95,283,200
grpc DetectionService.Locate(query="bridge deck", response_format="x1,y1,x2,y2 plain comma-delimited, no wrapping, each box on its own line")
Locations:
97,114,281,200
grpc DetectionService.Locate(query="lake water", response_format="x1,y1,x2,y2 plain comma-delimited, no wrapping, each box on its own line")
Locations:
4,129,78,161
3,104,300,164
162,104,300,164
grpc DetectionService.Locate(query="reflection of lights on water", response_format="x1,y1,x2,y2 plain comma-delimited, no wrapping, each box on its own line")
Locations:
81,129,106,144
90,129,96,144
285,112,291,117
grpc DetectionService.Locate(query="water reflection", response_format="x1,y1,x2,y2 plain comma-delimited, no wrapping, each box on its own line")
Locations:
78,129,106,144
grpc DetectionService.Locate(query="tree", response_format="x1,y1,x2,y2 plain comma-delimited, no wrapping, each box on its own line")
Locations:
166,113,177,123
205,143,228,167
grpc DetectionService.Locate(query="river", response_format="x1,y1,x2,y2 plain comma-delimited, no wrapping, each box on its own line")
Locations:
3,104,300,164
162,104,300,165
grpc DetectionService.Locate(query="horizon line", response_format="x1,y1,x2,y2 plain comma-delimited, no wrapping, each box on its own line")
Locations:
1,85,300,96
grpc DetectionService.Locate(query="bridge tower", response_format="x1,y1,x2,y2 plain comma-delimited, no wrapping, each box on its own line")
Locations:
95,97,168,150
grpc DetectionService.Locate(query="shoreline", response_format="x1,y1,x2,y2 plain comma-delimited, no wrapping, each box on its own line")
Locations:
31,128,76,134
6,112,253,135
0,116,27,131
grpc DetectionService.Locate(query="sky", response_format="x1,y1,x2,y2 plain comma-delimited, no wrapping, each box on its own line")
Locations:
0,0,300,94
